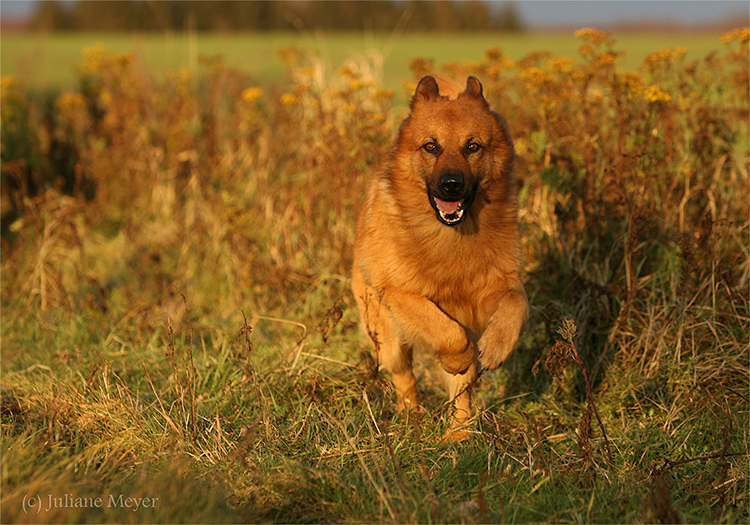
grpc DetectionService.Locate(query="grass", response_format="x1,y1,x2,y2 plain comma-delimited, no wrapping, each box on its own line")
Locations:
1,30,733,94
1,27,749,523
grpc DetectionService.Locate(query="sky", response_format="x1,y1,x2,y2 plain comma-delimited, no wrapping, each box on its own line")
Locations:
1,0,748,30
512,1,748,29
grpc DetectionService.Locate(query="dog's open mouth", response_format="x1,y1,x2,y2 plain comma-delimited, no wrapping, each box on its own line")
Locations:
428,183,477,226
432,197,466,225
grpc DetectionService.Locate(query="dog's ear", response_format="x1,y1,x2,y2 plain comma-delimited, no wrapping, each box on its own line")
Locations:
413,76,440,102
460,76,484,101
490,111,515,175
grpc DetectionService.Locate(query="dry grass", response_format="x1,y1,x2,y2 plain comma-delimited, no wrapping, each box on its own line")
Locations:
1,28,748,523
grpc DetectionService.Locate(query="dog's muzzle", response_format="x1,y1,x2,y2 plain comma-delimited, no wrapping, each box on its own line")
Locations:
428,173,476,226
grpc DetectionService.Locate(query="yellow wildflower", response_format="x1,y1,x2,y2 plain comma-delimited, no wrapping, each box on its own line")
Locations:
645,47,688,65
574,27,610,43
487,63,501,77
520,66,552,86
645,49,668,64
1,75,16,91
644,85,671,103
280,93,300,106
720,27,749,44
546,56,574,73
55,92,86,113
82,45,105,61
672,47,688,58
597,52,617,66
1,75,23,106
242,87,263,102
619,72,645,99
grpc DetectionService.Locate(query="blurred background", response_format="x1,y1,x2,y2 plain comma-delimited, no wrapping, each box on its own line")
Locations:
1,0,746,32
2,0,748,94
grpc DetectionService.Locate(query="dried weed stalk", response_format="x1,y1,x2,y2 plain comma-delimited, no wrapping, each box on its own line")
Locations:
534,318,613,465
164,291,197,437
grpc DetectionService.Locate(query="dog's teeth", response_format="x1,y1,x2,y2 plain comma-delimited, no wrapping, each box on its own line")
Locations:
439,208,464,224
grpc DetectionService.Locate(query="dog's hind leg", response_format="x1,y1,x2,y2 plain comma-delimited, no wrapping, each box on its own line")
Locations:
379,335,419,412
369,304,418,411
442,359,478,441
354,277,419,412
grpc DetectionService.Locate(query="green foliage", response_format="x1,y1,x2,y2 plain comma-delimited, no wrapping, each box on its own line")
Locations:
2,28,748,523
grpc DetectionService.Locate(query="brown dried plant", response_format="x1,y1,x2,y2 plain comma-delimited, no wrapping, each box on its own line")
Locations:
534,318,613,465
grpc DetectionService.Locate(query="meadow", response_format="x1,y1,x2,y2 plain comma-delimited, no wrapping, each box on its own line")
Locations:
1,28,749,522
1,30,734,94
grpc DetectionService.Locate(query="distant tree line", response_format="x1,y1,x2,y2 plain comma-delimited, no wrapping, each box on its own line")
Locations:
30,0,525,32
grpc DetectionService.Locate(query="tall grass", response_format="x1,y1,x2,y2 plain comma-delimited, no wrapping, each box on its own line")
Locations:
1,28,748,523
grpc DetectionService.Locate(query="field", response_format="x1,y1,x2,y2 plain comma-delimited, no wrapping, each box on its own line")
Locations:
1,31,734,94
1,28,749,522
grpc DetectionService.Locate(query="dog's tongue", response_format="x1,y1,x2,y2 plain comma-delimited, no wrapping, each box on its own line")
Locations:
434,198,461,215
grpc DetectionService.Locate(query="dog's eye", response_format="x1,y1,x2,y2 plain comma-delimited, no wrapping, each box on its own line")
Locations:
466,142,482,153
423,142,438,153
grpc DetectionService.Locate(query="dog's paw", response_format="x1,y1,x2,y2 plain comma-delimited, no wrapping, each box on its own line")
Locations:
478,291,527,370
434,327,473,374
437,345,474,375
442,427,472,443
477,319,518,371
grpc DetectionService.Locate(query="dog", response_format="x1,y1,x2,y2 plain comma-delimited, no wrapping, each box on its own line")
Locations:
351,75,528,440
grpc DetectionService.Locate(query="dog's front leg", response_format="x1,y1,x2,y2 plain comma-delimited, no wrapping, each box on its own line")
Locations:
382,289,473,375
477,287,528,371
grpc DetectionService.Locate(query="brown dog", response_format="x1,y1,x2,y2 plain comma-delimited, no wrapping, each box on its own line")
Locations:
351,75,528,439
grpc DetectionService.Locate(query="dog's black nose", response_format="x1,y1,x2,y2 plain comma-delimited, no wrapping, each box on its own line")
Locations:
440,174,465,197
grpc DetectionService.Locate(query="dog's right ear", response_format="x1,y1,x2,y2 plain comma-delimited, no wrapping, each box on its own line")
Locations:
413,76,440,103
463,76,484,99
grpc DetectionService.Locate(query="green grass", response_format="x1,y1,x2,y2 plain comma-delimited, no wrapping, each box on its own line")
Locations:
1,28,748,523
1,30,731,93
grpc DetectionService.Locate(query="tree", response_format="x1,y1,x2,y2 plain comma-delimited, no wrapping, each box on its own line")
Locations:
498,1,524,32
30,0,74,31
27,0,525,33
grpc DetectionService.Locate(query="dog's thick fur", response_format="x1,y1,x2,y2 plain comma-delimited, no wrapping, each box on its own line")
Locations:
351,75,528,439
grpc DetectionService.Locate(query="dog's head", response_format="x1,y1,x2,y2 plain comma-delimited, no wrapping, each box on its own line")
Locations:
396,75,514,227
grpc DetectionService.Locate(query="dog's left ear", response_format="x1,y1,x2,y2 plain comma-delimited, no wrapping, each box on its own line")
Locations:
414,76,440,101
459,76,486,102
